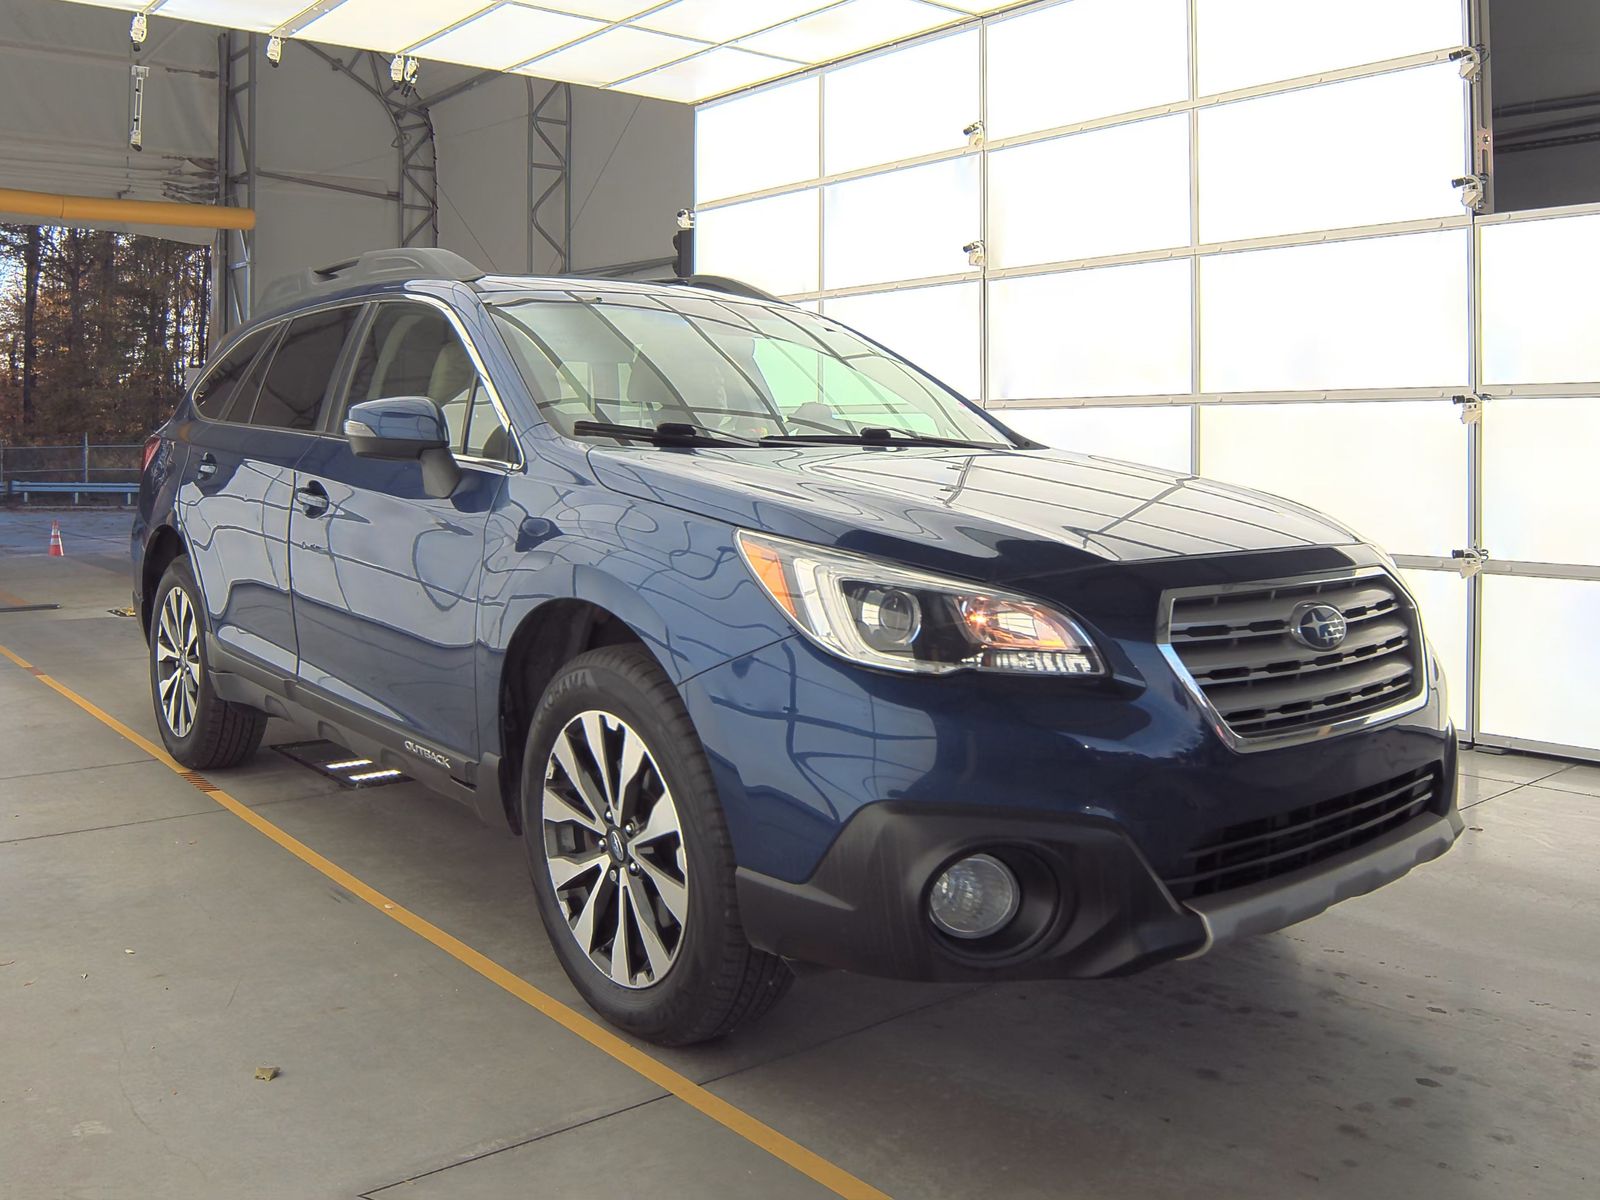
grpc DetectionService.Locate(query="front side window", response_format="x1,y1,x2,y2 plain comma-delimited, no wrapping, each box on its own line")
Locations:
250,306,358,431
489,291,1011,446
192,325,274,422
346,303,515,463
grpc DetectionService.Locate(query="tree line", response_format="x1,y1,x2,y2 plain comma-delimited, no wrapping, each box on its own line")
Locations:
0,223,211,446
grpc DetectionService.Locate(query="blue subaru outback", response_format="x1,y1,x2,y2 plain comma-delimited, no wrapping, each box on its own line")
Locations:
133,248,1460,1045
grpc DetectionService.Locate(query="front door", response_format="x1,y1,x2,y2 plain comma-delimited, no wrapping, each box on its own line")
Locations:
289,300,517,767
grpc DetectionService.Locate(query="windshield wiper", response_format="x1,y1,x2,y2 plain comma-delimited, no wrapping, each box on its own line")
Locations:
571,420,761,448
572,420,1005,451
760,426,1009,450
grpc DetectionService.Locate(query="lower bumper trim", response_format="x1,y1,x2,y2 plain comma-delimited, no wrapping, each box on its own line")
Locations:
736,802,1208,983
737,777,1460,982
1181,809,1463,958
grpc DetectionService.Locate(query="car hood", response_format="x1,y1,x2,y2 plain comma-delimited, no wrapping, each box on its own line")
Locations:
587,443,1362,584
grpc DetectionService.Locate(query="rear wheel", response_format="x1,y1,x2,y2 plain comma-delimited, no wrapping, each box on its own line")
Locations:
521,645,792,1045
149,558,267,769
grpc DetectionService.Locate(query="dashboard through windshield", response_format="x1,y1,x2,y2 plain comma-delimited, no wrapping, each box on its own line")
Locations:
489,289,1014,447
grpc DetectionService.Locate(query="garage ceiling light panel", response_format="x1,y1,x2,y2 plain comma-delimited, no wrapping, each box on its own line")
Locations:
637,1,842,44
64,0,300,29
292,0,489,53
58,0,1034,101
552,0,661,17
624,44,805,103
411,5,606,71
518,26,711,87
737,0,954,63
152,0,311,32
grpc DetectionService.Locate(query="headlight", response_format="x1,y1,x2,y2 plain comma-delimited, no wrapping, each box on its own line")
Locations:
736,530,1105,677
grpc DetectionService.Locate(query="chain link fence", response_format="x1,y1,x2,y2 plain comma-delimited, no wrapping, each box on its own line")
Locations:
0,439,144,504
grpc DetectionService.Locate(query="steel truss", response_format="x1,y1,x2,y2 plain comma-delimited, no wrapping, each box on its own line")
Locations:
528,80,573,272
215,30,255,333
302,45,440,250
214,44,517,331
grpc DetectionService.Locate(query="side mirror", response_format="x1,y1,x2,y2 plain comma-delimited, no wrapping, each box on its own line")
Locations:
345,396,448,459
345,396,461,498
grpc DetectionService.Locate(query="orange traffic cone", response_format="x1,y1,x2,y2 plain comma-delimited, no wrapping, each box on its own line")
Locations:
48,520,64,557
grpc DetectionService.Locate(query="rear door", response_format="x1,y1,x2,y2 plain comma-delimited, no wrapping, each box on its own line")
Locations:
179,322,294,673
179,307,359,675
289,300,518,767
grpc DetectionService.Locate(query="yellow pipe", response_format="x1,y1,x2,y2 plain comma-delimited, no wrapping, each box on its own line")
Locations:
0,187,255,231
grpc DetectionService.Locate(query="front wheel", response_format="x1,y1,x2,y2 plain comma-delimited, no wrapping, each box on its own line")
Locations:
149,558,267,769
521,645,792,1045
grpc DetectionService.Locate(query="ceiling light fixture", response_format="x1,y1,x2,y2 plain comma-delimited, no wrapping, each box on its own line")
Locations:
266,35,283,66
129,63,149,151
389,53,420,96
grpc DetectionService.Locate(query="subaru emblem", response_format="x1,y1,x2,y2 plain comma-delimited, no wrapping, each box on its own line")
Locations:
1289,602,1348,652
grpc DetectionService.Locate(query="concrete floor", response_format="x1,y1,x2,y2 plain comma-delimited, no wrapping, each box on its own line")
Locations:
1,509,1595,1200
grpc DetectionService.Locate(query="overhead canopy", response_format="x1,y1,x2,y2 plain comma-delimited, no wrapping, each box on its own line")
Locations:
62,0,1027,103
1,2,219,240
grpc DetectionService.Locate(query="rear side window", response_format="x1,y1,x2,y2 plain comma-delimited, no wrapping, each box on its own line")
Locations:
249,307,359,431
192,326,273,421
345,302,515,463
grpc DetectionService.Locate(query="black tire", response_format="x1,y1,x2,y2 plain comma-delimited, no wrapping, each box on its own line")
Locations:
521,645,793,1045
148,558,267,769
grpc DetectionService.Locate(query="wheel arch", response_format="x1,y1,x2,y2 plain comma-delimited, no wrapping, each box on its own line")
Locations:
495,597,666,834
140,524,189,637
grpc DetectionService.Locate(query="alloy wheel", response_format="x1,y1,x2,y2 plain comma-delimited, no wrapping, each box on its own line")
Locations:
542,710,689,989
154,586,202,739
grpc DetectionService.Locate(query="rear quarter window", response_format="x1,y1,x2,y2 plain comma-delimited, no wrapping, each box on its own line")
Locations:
192,326,274,421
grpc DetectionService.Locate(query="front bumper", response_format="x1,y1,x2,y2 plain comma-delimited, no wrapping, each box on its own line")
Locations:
679,545,1463,982
737,794,1461,982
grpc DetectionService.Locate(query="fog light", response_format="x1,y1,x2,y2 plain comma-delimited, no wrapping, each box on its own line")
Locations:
928,853,1019,939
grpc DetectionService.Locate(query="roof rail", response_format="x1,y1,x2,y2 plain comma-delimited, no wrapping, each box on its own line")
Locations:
653,274,789,305
256,247,483,318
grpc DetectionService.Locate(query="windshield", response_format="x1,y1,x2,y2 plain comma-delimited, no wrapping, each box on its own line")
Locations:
489,290,1014,447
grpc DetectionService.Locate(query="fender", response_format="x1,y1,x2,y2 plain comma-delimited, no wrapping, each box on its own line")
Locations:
473,557,680,763
473,450,795,760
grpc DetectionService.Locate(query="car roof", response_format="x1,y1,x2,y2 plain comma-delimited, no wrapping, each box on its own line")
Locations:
254,247,785,323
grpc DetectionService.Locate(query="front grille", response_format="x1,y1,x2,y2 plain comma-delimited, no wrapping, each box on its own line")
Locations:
1164,571,1422,743
1164,766,1440,900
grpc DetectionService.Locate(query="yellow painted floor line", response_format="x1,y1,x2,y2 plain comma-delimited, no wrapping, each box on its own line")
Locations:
0,640,890,1200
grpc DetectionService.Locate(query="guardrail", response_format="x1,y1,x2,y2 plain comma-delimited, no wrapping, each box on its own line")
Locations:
0,439,144,505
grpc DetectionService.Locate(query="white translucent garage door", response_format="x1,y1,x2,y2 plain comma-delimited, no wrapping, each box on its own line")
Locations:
1474,213,1600,755
693,0,1596,758
1198,402,1468,558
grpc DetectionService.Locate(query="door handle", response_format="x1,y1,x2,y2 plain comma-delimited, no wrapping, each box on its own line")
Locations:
195,452,218,480
295,479,330,518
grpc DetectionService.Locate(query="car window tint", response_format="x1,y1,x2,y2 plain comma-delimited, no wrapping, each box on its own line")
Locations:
462,382,514,462
220,334,280,423
434,341,478,451
346,303,513,462
249,307,357,431
348,305,465,410
752,341,938,435
490,294,1005,444
192,326,273,421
